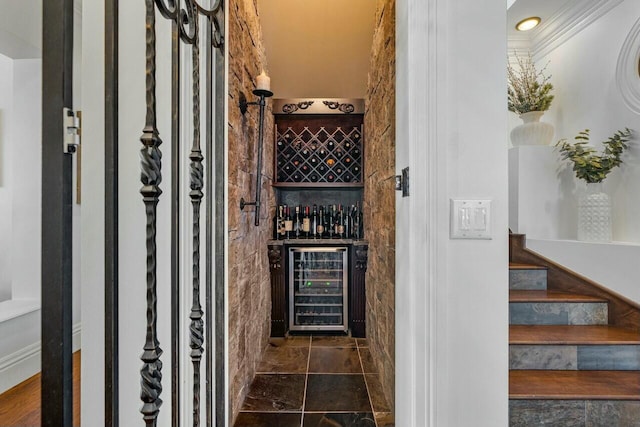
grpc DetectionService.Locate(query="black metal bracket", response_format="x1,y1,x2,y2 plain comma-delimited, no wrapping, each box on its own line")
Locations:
395,167,410,197
239,89,273,226
239,89,273,115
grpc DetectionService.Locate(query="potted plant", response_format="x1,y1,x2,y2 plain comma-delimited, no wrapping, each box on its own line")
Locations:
556,128,632,242
507,52,555,146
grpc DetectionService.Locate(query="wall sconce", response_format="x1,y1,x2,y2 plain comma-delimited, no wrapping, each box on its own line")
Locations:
239,71,273,226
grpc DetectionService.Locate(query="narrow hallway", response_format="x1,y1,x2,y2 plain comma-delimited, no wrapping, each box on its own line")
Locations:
234,336,394,427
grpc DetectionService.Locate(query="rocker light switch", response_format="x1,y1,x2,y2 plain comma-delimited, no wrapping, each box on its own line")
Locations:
450,199,492,239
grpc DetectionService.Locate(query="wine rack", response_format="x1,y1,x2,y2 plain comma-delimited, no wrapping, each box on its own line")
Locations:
274,116,364,186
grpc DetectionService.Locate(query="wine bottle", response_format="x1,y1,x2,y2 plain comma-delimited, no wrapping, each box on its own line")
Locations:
344,205,352,239
273,205,282,240
333,205,340,237
328,205,335,239
337,205,345,238
294,205,301,239
284,206,293,239
354,201,363,239
317,206,325,238
302,206,310,238
311,205,318,239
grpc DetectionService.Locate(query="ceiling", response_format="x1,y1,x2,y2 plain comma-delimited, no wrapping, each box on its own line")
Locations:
257,0,377,99
507,0,573,41
0,0,42,59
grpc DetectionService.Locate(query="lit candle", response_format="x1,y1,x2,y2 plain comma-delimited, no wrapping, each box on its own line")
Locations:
256,70,271,91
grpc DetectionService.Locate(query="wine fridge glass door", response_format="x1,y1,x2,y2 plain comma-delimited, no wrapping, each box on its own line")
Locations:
288,247,348,332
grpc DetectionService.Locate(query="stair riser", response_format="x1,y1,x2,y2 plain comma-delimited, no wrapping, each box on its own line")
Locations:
509,400,640,426
510,303,607,325
510,270,547,290
510,345,640,370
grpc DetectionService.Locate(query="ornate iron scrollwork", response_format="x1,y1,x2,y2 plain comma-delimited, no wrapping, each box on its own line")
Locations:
140,1,164,426
282,100,314,114
188,12,205,427
323,100,355,114
141,1,225,426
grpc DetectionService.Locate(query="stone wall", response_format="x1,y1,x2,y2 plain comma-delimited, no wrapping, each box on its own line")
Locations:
228,0,274,422
363,0,396,415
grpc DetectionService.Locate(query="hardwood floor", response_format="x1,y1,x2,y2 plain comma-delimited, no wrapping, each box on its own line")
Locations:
0,351,80,426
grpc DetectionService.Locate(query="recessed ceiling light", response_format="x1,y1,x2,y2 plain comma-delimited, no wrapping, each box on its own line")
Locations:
516,17,541,32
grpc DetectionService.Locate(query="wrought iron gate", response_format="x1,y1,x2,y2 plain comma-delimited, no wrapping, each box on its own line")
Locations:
139,1,225,426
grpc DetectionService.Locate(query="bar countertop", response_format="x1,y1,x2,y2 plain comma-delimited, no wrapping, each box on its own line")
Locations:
267,239,369,246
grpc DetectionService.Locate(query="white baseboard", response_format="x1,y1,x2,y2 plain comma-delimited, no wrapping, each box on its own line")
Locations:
0,322,82,394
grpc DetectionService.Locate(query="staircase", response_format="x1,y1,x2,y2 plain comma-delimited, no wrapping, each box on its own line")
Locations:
509,236,640,426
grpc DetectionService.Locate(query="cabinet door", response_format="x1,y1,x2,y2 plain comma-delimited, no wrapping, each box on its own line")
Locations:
289,247,348,332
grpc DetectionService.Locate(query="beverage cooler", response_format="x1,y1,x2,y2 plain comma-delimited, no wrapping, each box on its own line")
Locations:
288,247,348,332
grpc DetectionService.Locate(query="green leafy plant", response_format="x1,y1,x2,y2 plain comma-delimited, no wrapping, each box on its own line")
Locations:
556,128,633,183
507,52,554,114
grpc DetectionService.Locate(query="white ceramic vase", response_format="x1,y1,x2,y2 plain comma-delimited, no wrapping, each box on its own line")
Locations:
578,182,612,242
510,111,554,146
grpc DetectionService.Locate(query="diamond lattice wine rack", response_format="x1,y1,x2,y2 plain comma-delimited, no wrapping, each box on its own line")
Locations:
274,113,364,187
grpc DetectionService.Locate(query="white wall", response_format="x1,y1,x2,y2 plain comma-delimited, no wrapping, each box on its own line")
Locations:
509,146,577,239
0,53,13,302
530,0,640,243
395,0,508,426
80,0,105,423
529,238,640,304
10,59,42,301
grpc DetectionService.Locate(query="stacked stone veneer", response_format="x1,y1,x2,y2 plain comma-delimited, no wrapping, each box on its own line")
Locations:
363,0,395,415
228,0,275,422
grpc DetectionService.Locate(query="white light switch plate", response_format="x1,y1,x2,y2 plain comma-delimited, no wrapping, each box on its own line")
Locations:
450,199,492,239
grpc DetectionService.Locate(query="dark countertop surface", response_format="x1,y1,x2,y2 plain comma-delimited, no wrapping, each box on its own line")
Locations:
268,239,368,246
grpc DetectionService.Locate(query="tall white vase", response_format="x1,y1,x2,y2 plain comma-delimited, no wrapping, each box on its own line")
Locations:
510,111,554,146
578,182,612,242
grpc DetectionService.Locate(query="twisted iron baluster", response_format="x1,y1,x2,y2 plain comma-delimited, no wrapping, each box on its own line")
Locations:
140,0,163,425
188,8,205,427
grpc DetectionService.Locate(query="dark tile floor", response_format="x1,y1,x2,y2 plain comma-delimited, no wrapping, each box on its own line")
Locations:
234,336,394,427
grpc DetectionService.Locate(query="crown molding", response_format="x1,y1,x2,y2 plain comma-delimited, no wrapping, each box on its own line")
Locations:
507,35,532,58
531,0,623,60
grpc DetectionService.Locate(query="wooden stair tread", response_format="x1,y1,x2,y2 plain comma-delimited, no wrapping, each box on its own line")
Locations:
510,370,640,400
510,290,608,303
510,325,640,345
509,262,547,270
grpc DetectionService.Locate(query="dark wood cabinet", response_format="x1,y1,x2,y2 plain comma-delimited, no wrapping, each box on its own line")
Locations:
268,240,368,338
